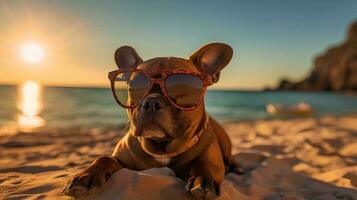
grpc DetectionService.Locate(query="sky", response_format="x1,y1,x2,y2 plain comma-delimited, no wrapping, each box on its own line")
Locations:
0,0,356,89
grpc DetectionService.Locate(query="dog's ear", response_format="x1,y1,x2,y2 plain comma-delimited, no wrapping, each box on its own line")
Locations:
190,43,233,83
114,46,143,69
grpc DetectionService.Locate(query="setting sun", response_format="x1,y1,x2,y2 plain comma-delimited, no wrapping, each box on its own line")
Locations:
21,42,45,64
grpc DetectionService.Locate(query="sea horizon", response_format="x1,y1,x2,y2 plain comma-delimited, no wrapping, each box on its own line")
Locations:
0,83,264,92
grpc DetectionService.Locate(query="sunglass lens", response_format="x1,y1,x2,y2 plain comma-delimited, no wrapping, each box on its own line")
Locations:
114,72,149,107
165,74,203,109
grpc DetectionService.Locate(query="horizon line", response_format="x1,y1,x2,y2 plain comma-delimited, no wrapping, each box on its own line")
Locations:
0,83,266,92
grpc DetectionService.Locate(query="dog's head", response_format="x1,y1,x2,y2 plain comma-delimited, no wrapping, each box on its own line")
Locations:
114,43,233,156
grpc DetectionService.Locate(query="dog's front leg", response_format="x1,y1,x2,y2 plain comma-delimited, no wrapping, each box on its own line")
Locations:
63,156,122,198
186,140,225,200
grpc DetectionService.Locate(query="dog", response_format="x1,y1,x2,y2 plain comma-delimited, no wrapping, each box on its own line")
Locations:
63,43,243,200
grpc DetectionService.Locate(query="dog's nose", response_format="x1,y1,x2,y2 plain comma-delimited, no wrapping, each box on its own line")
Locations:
141,94,163,112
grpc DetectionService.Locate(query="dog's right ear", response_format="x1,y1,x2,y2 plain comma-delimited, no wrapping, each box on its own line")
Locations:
114,46,143,69
189,43,233,83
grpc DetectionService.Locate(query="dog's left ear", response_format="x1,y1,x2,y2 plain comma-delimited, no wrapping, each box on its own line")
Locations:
114,46,143,69
190,43,233,83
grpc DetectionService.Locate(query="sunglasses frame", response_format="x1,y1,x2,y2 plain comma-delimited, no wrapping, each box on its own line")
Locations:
108,68,213,111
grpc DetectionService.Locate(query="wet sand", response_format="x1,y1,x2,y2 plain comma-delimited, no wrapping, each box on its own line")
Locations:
0,115,357,200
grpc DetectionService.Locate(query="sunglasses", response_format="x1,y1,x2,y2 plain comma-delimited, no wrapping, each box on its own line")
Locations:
108,68,213,111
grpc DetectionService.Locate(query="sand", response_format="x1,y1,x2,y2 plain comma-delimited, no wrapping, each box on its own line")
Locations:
0,115,357,200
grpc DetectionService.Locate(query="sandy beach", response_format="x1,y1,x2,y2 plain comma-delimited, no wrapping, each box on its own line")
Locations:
1,115,357,200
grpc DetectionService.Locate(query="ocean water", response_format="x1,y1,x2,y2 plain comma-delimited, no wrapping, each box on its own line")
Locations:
0,84,357,130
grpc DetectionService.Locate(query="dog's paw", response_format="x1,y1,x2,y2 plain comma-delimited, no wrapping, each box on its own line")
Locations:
62,169,111,198
186,176,219,200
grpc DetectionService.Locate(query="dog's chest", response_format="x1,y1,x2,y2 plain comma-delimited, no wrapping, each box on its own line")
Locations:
153,156,171,165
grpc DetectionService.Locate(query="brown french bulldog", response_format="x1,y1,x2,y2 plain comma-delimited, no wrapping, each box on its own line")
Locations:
63,43,243,200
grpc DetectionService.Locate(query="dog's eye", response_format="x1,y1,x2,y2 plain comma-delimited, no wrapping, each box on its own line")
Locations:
114,72,149,107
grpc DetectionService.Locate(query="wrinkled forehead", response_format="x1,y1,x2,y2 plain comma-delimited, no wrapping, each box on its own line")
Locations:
138,57,200,73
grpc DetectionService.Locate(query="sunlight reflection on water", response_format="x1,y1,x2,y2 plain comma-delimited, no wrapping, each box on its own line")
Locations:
17,81,45,129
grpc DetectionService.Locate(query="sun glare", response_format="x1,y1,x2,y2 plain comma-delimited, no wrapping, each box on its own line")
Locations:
17,81,45,129
21,43,45,63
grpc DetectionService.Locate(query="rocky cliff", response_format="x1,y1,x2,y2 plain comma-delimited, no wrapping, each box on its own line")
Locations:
277,20,357,91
